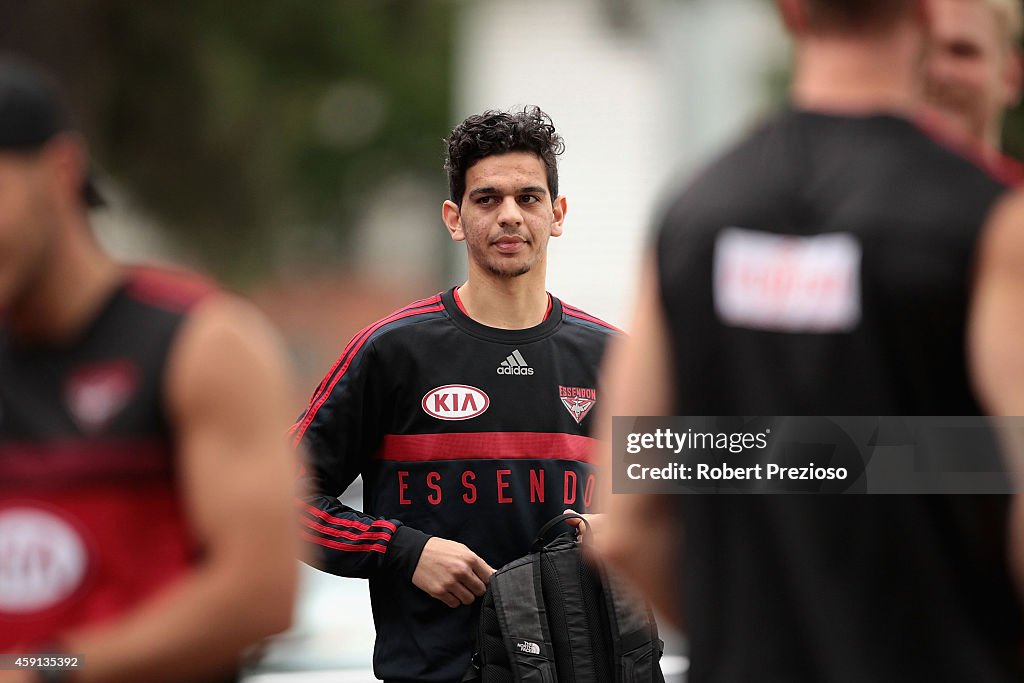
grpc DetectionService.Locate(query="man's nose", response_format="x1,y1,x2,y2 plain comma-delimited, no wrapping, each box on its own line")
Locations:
497,196,523,226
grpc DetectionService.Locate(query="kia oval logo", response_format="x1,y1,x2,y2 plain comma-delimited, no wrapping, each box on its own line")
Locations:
422,384,490,421
0,507,89,613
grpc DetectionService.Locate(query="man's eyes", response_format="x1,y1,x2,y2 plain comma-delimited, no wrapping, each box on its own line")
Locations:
476,195,540,205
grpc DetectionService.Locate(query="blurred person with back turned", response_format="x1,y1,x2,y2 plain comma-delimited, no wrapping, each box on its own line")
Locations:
292,107,618,683
925,0,1023,173
0,58,299,683
595,1,1024,681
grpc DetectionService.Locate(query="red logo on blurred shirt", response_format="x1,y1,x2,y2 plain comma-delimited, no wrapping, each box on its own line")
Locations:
65,360,138,433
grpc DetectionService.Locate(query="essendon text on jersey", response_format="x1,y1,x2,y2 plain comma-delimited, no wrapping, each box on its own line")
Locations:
559,386,596,401
395,467,596,508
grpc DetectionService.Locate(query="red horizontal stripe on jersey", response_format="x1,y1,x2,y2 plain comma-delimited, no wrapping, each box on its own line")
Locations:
301,530,387,554
0,439,173,488
377,432,598,463
302,502,398,534
302,516,393,542
291,299,444,446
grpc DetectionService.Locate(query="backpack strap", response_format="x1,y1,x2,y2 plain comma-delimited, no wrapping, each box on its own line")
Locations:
489,554,558,682
601,567,665,682
462,602,483,683
532,512,589,552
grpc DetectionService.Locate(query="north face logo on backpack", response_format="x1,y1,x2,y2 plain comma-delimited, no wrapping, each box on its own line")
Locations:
515,640,541,656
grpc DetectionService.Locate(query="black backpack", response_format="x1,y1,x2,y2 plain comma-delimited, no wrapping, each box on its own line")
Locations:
464,513,665,683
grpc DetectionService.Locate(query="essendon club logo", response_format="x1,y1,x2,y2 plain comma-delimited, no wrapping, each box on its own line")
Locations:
559,385,596,425
422,385,490,421
65,360,138,433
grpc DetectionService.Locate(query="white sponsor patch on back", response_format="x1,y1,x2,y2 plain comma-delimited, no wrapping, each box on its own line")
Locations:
713,227,861,333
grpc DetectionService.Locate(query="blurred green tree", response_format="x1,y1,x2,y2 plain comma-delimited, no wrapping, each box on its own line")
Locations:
0,0,454,284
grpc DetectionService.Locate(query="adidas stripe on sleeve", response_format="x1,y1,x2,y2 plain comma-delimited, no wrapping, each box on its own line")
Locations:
292,297,442,580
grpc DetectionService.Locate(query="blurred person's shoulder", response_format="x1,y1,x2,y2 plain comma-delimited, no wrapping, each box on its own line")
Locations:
122,263,221,314
906,112,1019,192
656,106,1014,242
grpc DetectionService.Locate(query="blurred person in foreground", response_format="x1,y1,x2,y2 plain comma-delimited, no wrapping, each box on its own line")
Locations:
0,59,299,682
292,107,618,683
925,0,1023,173
594,1,1024,681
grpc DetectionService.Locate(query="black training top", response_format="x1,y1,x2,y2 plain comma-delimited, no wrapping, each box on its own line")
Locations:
655,108,1024,682
294,287,617,683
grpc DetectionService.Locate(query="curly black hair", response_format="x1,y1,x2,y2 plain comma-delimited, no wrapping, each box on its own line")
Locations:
444,106,565,206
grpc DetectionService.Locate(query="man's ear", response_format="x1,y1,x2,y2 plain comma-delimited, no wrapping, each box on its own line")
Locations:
550,196,567,238
42,133,89,212
442,200,465,242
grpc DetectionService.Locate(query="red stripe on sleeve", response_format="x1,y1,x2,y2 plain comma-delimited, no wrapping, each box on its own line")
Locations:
562,304,622,333
291,300,444,445
301,531,388,554
300,295,443,410
302,502,399,534
302,516,393,542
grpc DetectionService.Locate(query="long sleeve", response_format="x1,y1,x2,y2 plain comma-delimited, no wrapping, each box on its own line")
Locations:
292,337,430,581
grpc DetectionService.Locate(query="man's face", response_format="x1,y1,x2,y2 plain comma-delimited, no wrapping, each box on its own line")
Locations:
444,151,565,280
925,0,1022,146
0,151,58,312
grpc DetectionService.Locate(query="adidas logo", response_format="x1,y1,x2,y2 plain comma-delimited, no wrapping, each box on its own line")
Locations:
497,349,534,376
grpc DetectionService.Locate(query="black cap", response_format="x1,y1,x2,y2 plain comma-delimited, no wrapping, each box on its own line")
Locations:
0,58,104,208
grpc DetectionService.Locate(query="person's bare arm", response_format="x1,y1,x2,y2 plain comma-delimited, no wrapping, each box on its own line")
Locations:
590,254,683,627
972,192,1024,422
53,297,300,682
969,190,1024,600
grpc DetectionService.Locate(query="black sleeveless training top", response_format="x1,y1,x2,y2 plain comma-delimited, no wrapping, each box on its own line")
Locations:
655,108,1024,682
0,266,239,682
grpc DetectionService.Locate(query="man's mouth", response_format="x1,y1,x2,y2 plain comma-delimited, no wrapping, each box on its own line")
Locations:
493,236,527,253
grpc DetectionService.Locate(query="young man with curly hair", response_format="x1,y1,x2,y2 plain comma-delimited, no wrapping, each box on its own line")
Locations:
292,107,618,683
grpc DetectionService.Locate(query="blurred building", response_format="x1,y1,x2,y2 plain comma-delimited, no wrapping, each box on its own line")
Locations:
452,0,787,328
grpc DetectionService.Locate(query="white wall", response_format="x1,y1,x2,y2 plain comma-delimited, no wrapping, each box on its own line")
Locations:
453,0,787,329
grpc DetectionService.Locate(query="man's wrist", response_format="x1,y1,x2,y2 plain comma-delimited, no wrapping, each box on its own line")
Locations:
384,524,432,581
